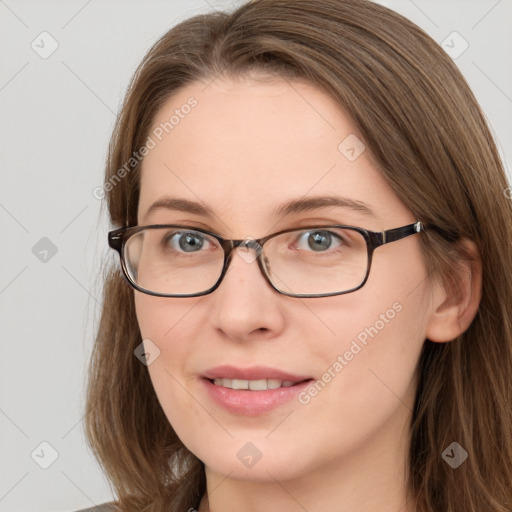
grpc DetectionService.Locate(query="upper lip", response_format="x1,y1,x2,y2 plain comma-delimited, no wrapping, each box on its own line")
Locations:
202,365,312,382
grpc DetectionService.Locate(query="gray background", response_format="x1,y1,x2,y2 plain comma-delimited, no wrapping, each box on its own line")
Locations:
1,1,511,511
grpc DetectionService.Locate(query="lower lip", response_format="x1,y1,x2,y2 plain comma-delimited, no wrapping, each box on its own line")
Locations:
201,378,313,416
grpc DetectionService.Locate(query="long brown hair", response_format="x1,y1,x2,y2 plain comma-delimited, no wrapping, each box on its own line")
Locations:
84,1,512,510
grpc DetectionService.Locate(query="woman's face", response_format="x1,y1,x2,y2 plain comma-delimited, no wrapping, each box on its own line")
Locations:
134,74,431,482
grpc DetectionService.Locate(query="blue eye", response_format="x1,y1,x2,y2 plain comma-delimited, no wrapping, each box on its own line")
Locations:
167,231,208,252
296,230,343,252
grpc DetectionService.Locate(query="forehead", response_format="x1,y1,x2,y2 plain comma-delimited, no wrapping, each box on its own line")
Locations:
137,75,406,231
144,75,348,170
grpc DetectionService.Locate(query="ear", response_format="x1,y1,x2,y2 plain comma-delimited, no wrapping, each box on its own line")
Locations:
425,238,482,343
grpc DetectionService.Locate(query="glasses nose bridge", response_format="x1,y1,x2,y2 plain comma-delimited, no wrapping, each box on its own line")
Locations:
221,236,267,277
223,236,265,253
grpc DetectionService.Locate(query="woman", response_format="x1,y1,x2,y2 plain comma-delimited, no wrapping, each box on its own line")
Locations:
79,0,512,511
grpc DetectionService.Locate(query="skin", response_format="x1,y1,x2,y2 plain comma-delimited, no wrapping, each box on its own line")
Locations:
134,72,482,512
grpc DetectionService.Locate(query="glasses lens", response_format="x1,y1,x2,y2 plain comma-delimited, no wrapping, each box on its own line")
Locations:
121,226,369,297
262,227,368,295
123,227,224,295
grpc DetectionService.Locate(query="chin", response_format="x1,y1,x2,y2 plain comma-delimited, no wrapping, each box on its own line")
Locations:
185,434,318,483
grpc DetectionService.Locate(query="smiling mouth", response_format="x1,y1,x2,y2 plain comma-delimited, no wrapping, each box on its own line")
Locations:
209,378,312,391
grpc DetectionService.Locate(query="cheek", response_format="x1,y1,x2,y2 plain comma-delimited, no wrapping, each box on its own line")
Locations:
134,292,203,344
134,292,206,429
291,297,425,468
302,257,428,435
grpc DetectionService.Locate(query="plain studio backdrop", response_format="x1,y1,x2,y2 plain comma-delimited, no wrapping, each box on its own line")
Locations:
0,1,511,511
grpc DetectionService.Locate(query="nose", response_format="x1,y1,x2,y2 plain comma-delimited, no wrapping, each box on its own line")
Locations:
208,246,286,342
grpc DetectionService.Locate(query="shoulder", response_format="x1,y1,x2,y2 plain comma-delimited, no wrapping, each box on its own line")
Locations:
73,503,118,512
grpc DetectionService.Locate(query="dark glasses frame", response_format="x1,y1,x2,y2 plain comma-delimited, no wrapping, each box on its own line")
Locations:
108,220,424,298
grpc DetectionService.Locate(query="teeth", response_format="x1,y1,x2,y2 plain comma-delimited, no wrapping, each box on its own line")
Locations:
212,378,299,390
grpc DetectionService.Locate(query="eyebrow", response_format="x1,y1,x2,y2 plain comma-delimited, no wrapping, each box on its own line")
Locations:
275,195,376,218
143,195,376,221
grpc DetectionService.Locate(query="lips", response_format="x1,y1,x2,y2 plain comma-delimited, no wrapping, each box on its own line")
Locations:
202,365,312,382
201,365,314,415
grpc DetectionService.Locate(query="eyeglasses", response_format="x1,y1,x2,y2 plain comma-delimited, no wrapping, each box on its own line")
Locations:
108,221,423,298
